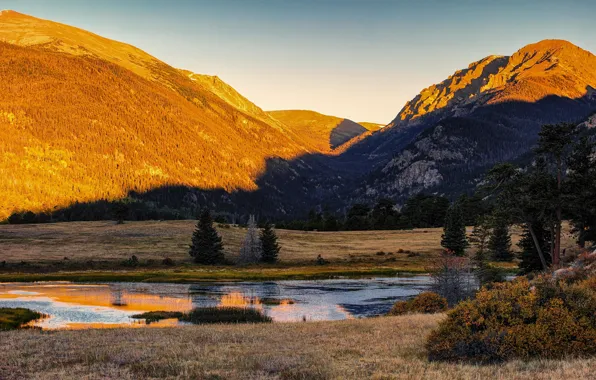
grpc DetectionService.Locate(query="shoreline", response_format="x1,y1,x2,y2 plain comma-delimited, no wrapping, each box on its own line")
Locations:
0,264,431,283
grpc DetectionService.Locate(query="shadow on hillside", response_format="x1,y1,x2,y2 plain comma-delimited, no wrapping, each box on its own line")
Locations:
7,92,596,224
329,119,368,149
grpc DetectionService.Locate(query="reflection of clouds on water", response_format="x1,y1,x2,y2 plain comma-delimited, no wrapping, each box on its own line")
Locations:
7,290,40,296
0,276,432,329
0,296,140,329
190,276,432,322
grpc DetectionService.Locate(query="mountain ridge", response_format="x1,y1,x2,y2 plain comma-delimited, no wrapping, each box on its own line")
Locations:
356,39,596,204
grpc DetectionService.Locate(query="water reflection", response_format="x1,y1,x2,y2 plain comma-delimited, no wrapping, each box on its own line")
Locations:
0,276,431,329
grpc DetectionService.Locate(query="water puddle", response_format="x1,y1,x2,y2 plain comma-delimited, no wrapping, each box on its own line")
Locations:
0,276,431,329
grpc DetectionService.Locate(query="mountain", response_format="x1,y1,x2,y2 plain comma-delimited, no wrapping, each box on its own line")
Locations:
0,11,349,219
355,39,596,202
1,11,595,222
268,110,377,151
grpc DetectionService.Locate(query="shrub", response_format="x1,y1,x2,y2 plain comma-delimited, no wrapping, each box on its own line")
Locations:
426,277,596,363
122,255,139,267
388,301,410,316
410,292,449,313
161,257,175,266
429,254,475,306
388,292,448,316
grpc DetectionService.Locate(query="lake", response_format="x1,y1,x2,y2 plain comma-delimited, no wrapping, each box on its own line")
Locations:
0,276,432,329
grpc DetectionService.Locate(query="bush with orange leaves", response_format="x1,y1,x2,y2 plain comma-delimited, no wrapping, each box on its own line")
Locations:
426,276,596,363
388,292,448,316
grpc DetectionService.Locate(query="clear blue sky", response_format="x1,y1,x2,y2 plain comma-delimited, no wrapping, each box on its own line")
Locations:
3,0,595,123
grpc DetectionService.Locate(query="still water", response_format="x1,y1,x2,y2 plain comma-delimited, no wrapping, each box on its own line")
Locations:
0,276,432,329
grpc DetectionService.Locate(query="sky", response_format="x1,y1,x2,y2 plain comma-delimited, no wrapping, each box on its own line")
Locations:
2,0,596,124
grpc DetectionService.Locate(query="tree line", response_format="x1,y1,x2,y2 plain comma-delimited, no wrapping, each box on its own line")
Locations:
440,122,596,274
277,193,487,231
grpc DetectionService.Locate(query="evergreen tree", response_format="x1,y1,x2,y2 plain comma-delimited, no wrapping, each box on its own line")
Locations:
469,217,491,262
323,214,340,231
372,198,398,229
488,219,513,261
189,209,225,265
535,122,577,265
113,201,129,224
260,223,280,263
518,222,552,275
566,135,596,248
441,204,469,256
239,215,262,264
344,204,371,230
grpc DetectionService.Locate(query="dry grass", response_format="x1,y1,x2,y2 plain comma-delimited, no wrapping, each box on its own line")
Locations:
1,220,578,273
1,314,595,379
0,220,450,265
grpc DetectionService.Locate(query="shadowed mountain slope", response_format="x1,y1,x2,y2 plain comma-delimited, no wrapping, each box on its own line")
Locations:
352,40,596,203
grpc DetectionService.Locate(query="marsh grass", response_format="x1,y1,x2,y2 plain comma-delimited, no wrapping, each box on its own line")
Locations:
0,308,42,330
182,307,272,324
132,307,271,325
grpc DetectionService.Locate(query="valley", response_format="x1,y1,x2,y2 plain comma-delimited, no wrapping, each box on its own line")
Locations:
1,5,596,379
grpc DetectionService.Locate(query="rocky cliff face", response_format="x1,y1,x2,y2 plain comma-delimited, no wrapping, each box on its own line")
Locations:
389,40,596,130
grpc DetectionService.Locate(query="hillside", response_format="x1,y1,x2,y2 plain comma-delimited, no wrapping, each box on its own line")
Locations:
268,110,376,151
0,11,340,219
354,40,596,202
0,11,360,220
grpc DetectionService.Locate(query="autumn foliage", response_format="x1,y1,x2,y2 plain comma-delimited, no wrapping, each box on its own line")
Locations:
426,277,596,363
388,292,448,316
0,40,318,220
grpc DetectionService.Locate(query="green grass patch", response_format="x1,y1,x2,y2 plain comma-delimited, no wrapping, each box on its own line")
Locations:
182,307,272,324
0,265,430,283
0,308,43,330
131,307,272,324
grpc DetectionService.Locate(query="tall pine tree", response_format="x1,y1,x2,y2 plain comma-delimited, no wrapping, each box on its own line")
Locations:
260,223,280,263
518,221,552,274
566,135,596,248
469,216,491,262
189,209,225,265
488,219,513,261
441,204,469,256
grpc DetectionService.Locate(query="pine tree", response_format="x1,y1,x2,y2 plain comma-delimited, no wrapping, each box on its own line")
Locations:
112,201,129,224
489,219,513,261
239,215,262,264
566,136,596,248
469,219,491,262
189,209,225,265
441,204,469,256
260,222,280,263
518,222,552,274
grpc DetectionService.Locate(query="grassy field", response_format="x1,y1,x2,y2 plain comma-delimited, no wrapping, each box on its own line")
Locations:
2,314,594,379
0,220,577,282
0,220,451,263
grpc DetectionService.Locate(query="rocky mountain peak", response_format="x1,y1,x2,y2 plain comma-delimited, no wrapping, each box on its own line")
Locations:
389,40,596,130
